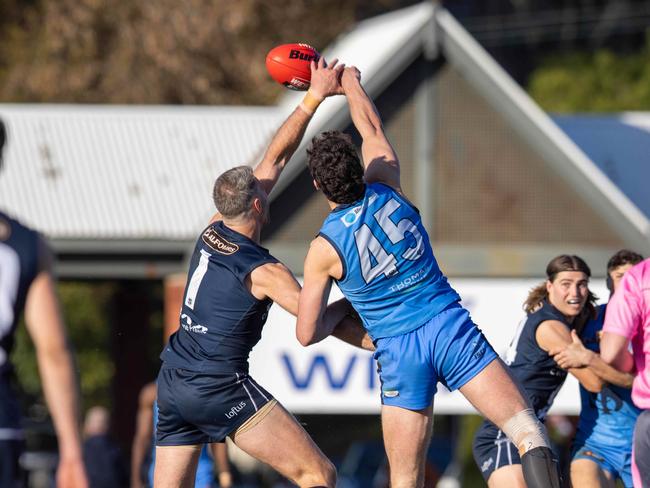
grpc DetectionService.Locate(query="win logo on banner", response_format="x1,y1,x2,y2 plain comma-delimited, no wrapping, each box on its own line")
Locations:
281,354,377,390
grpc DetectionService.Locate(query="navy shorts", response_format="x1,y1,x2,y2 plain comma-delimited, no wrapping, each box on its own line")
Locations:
373,303,498,410
473,420,522,481
156,368,274,446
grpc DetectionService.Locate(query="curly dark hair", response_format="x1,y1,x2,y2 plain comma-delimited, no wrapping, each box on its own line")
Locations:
307,131,365,204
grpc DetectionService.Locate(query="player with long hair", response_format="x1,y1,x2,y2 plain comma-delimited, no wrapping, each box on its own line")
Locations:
473,254,604,487
551,250,643,488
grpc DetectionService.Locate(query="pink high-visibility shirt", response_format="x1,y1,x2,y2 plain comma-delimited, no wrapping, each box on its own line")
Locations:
604,258,650,409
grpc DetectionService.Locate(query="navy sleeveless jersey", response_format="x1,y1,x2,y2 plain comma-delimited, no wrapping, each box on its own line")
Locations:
575,304,640,446
0,211,40,377
160,221,278,373
504,300,570,420
318,183,459,340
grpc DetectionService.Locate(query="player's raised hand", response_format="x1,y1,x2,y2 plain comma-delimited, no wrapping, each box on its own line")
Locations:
309,56,345,99
341,66,361,92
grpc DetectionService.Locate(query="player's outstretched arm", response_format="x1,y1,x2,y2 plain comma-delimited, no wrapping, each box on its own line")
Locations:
24,239,88,488
549,330,634,388
341,67,401,191
536,320,603,393
250,259,372,350
253,56,344,195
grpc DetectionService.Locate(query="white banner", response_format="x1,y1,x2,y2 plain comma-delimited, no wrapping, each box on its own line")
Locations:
249,278,609,415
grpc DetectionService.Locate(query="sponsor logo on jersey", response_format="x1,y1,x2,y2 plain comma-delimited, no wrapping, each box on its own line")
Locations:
180,313,208,334
202,228,239,255
225,401,246,419
340,193,378,227
481,458,494,472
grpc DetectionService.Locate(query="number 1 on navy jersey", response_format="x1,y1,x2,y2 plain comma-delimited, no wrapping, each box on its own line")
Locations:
354,198,424,284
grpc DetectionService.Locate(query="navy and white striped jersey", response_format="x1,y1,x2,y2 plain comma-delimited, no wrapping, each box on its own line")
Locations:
505,300,570,420
161,221,278,373
0,211,40,377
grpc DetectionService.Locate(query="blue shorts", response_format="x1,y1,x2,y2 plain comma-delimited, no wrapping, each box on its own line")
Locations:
156,367,274,446
572,438,634,487
373,303,497,410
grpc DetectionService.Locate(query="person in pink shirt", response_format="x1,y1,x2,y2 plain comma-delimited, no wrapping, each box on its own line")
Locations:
602,257,650,487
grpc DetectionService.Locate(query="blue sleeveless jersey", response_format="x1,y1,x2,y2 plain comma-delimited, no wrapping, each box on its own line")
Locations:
575,304,640,447
318,183,459,340
504,300,569,420
0,212,40,377
161,221,278,373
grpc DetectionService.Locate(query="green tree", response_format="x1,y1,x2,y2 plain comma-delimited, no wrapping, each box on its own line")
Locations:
12,281,117,409
528,39,650,112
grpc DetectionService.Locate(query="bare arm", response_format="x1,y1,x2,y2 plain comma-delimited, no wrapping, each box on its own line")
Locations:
600,332,635,373
251,257,372,350
341,67,401,190
296,237,355,347
130,383,156,488
536,320,603,393
209,443,232,488
254,56,344,195
24,240,88,488
549,330,634,388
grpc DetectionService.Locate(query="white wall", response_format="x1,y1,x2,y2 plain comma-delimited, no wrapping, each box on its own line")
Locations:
249,278,609,415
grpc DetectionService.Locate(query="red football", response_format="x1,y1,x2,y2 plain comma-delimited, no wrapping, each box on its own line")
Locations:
265,43,320,91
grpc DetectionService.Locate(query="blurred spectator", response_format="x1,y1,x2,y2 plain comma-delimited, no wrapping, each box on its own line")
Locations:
83,406,128,488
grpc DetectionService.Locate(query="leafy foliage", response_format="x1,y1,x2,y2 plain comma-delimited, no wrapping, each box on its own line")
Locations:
528,39,650,112
12,282,117,409
0,0,416,105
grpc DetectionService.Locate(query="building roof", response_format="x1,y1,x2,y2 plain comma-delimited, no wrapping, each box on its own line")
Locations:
0,104,281,241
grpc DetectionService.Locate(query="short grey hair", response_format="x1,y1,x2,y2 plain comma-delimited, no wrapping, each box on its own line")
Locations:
212,165,258,218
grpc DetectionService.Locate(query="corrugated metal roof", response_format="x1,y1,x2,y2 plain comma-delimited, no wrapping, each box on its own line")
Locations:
0,104,283,240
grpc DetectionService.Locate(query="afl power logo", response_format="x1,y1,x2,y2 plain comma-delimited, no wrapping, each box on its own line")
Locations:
202,228,239,255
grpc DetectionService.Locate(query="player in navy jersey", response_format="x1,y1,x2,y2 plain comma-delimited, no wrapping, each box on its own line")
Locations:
0,120,87,487
154,58,372,488
296,66,561,488
473,254,607,487
550,250,643,488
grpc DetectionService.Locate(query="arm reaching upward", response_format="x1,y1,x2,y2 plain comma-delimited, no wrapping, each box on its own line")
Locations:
254,57,345,195
341,67,401,191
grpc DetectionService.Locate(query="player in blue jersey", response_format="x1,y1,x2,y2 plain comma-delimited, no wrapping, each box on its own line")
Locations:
153,58,372,488
296,66,561,488
473,254,607,487
550,250,643,488
0,120,88,487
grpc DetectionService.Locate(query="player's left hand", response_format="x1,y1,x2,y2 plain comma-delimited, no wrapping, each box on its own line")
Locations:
309,56,345,99
549,329,593,369
56,456,89,488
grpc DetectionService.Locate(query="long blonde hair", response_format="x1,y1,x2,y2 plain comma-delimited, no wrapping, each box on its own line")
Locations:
524,255,597,332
